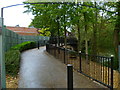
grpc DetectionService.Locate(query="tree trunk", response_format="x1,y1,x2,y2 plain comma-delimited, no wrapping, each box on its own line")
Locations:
83,12,88,55
91,2,98,55
83,12,89,63
64,15,67,49
114,29,119,60
57,17,60,47
77,20,81,53
114,2,120,89
114,2,120,61
92,24,97,55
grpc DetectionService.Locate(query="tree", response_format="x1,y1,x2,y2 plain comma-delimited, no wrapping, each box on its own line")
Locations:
114,2,120,63
38,28,51,36
24,2,118,57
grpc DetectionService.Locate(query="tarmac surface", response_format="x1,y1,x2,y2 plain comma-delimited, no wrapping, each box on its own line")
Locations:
18,46,106,89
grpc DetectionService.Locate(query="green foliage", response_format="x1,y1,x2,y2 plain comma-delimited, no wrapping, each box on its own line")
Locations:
38,28,51,36
5,41,36,76
24,2,119,69
5,50,20,76
69,51,78,57
103,59,119,70
11,41,36,52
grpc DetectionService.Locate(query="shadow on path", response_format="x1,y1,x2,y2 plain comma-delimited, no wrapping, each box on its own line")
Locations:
18,46,106,88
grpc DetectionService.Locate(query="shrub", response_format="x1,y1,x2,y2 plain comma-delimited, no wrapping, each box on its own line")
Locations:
11,41,36,52
103,59,119,70
5,41,36,76
5,50,20,76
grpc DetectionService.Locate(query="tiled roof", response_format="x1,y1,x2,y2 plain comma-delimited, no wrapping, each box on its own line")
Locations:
6,26,39,36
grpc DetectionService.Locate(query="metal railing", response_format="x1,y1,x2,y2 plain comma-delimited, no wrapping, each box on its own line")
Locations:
46,44,114,90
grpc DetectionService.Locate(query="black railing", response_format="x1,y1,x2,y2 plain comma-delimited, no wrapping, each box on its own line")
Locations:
46,44,114,90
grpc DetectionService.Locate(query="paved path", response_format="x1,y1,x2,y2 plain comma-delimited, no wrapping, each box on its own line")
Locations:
18,47,106,88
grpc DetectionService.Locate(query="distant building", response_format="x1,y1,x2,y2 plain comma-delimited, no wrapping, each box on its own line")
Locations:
6,26,39,36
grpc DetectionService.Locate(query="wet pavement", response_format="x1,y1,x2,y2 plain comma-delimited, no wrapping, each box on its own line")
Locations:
18,46,106,88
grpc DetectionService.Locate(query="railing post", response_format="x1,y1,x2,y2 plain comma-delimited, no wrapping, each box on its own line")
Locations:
110,56,114,90
55,44,56,57
47,44,48,52
46,44,47,51
54,45,55,56
58,47,59,59
79,52,82,72
64,48,66,64
50,44,51,54
67,64,73,90
46,44,47,52
37,41,39,49
48,44,50,53
118,45,120,72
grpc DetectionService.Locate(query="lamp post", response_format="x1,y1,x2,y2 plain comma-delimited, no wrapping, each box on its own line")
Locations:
0,4,25,89
0,7,6,89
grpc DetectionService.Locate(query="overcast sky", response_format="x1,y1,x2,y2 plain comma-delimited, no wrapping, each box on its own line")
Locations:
0,0,34,27
0,0,118,27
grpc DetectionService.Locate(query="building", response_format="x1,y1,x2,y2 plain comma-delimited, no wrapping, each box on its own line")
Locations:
6,26,39,36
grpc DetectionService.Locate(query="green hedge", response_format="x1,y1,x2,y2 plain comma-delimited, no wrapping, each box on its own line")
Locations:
11,41,36,52
5,50,20,76
5,41,36,76
103,59,119,70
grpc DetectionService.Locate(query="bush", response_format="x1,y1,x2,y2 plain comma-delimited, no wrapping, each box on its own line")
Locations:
5,41,36,76
5,50,20,76
103,59,119,70
11,41,36,52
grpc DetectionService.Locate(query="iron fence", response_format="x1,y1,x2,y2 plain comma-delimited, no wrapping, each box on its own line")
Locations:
46,44,114,90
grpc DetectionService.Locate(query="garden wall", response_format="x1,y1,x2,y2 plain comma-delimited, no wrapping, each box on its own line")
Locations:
4,27,49,51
